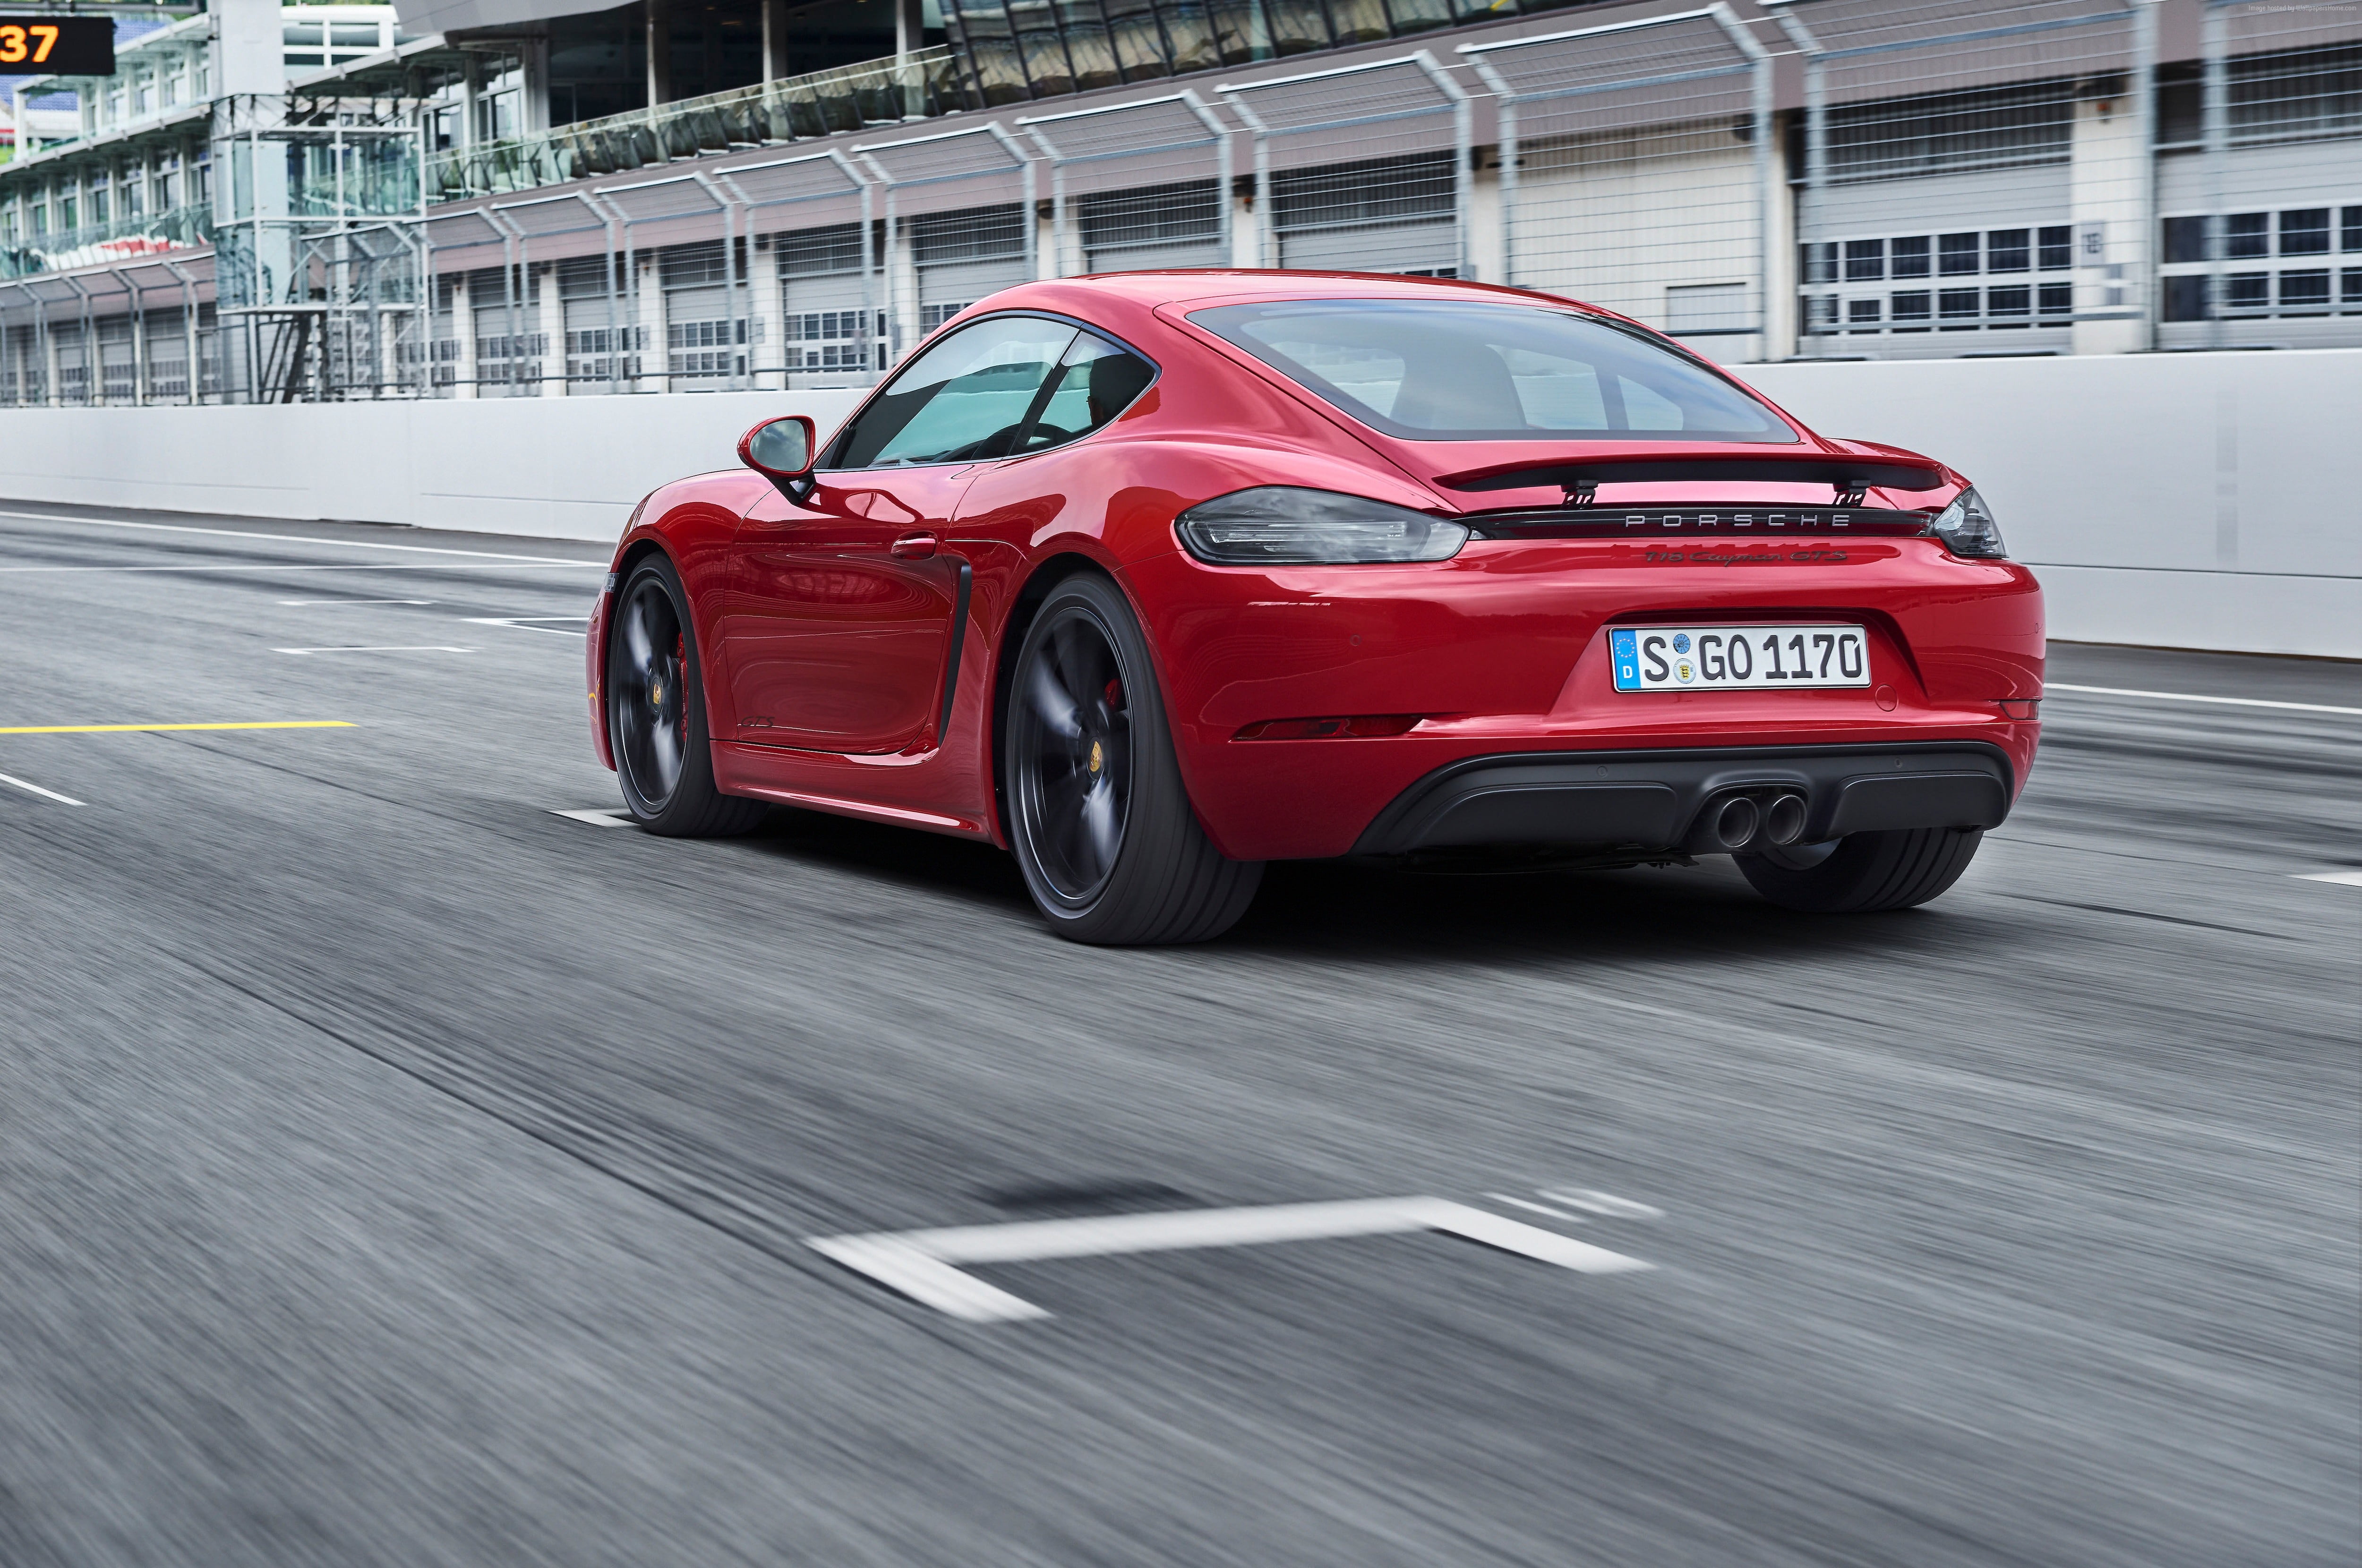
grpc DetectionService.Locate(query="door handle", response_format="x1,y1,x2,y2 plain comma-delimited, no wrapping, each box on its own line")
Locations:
890,531,939,560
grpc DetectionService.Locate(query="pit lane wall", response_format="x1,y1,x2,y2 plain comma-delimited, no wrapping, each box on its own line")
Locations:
0,349,2355,657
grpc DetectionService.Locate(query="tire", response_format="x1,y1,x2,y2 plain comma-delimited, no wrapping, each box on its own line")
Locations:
1004,572,1262,945
1736,827,1982,913
607,555,768,838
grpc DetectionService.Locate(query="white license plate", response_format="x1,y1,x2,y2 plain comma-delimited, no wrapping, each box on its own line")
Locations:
1610,625,1869,691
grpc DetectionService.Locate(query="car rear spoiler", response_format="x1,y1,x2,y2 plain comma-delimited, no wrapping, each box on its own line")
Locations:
1439,456,1949,503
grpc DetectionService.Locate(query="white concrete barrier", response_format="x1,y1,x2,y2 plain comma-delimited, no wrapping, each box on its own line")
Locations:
0,349,2353,656
1746,349,2361,659
0,389,866,543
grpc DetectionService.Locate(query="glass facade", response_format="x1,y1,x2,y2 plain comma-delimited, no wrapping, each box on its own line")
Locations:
940,0,1552,105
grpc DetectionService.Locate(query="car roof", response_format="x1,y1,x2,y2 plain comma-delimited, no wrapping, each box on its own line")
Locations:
1014,268,1614,317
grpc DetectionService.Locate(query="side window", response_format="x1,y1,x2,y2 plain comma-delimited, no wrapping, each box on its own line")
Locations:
829,316,1077,469
1014,332,1156,453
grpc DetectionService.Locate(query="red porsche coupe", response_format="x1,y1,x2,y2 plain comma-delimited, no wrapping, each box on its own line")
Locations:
586,271,2042,944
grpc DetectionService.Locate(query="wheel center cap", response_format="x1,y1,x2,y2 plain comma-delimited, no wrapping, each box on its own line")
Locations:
1088,739,1104,775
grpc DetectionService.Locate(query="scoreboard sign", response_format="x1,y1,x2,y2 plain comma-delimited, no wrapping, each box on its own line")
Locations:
0,17,114,74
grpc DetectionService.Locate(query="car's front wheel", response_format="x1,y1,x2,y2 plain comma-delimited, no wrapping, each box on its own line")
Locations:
1004,573,1262,944
608,556,767,837
1736,827,1982,913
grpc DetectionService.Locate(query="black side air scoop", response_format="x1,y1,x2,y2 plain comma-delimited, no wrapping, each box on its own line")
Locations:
1441,457,1947,497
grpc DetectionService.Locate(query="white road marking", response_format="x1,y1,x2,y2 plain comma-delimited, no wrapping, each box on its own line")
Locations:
2294,869,2362,887
278,598,435,606
0,769,83,805
809,1197,1653,1322
0,510,604,565
273,645,477,655
463,616,589,638
2047,683,2362,716
0,562,598,575
1538,1188,1666,1219
549,808,635,828
1486,1194,1590,1223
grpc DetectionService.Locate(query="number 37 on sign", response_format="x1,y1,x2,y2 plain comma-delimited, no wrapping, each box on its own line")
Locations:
0,19,115,73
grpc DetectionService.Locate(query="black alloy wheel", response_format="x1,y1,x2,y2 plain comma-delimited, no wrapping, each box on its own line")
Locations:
607,556,767,837
1005,573,1261,944
1014,605,1134,902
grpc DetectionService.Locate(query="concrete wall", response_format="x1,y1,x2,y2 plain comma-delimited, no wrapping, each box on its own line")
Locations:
0,390,867,543
1746,349,2361,659
0,349,2353,656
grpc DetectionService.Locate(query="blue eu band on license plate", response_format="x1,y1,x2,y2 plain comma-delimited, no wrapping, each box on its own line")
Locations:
1611,625,1870,691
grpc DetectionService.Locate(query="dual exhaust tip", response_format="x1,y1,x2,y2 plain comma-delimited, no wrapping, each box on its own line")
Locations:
1707,791,1807,852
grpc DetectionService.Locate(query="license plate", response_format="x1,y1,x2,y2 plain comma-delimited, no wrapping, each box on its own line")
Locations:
1610,625,1869,691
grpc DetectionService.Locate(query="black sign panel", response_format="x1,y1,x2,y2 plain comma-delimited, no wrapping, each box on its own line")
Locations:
0,17,115,75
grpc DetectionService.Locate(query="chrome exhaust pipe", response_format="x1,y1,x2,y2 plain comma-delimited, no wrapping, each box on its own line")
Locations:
1761,793,1808,847
1711,794,1760,851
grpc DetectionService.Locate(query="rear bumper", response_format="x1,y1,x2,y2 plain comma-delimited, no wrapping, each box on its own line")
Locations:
1353,741,2013,856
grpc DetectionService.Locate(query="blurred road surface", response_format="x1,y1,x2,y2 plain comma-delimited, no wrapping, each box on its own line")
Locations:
0,503,2354,1567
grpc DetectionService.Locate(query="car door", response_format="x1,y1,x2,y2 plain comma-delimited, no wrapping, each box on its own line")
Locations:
723,315,1079,754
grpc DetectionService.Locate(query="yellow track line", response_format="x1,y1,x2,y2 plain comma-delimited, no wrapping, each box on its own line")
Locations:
0,721,356,735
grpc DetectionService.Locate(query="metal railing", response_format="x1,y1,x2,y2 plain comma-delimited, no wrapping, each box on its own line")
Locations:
426,48,965,203
0,204,211,281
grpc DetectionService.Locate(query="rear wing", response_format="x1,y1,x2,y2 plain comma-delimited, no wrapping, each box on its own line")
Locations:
1439,456,1948,508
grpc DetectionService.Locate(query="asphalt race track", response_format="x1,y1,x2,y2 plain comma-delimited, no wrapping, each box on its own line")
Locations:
1,503,2354,1568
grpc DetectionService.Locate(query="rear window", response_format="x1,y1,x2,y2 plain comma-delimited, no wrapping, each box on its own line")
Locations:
1188,298,1798,443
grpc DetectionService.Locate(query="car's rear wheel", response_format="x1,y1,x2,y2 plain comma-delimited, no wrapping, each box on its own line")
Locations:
608,556,767,837
1736,827,1982,913
1005,573,1262,944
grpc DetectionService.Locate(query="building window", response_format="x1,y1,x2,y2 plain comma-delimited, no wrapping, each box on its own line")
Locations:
1986,229,2029,273
2279,208,2330,256
1844,239,1884,281
1846,297,1881,330
1891,290,1931,327
1938,232,1979,275
1891,235,1930,278
2225,213,2269,258
2345,207,2362,251
2039,281,2073,315
1988,285,2031,324
1800,242,1836,285
2225,273,2270,311
2279,269,2331,310
2163,215,2207,264
1938,287,1980,326
2038,225,2071,269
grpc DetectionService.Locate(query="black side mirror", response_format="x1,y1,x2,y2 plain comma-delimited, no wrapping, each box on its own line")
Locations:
739,415,818,499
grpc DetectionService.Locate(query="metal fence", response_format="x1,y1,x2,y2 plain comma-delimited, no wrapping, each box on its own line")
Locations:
1466,6,1774,355
4,1,2358,406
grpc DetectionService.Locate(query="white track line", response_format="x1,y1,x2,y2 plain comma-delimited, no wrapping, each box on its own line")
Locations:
274,645,476,655
463,616,589,638
0,510,605,565
549,808,635,828
1486,1194,1591,1223
2294,869,2362,887
809,1197,1652,1322
278,598,435,606
1537,1187,1666,1219
0,562,598,575
0,770,83,805
2047,683,2362,716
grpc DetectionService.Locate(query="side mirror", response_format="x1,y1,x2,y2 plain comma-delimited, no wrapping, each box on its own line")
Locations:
739,415,817,497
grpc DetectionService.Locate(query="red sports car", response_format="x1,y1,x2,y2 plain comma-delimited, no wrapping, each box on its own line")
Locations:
587,271,2042,944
